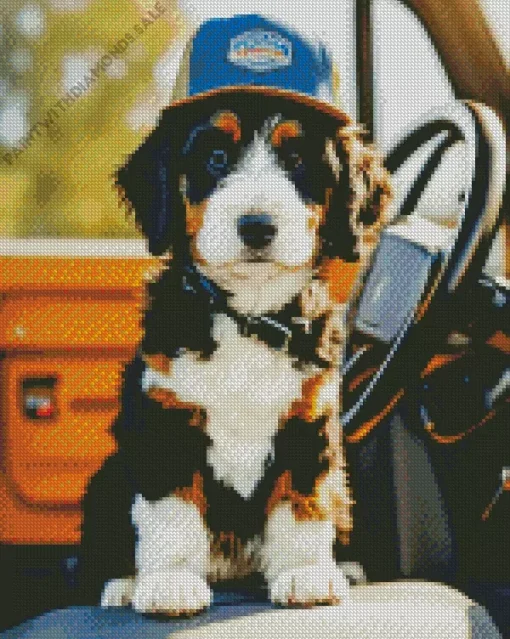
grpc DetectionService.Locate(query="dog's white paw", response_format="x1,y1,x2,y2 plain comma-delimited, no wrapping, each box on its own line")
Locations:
269,563,350,606
100,577,136,608
132,570,212,616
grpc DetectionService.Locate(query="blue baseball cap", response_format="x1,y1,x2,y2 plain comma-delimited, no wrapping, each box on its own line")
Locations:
169,14,346,121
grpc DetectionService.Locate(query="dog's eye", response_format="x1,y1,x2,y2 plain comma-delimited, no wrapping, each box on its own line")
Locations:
207,149,229,177
285,152,304,174
289,152,303,169
277,137,305,175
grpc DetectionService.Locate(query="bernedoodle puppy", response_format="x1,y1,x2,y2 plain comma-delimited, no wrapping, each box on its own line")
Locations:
79,14,391,616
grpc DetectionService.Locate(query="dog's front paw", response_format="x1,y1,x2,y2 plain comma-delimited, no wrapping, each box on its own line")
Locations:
132,570,212,616
269,563,350,607
101,577,136,608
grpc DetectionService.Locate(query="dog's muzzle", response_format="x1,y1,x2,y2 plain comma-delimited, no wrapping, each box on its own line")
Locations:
237,214,277,250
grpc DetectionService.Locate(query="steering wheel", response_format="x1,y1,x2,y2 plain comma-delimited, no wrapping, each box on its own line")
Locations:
342,101,507,441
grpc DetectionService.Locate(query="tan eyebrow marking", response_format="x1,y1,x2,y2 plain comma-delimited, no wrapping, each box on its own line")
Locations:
270,120,303,148
211,110,242,143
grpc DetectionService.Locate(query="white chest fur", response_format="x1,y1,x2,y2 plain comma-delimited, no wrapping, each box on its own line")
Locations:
142,314,307,499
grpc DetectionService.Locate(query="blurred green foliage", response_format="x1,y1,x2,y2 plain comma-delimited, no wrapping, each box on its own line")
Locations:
0,0,174,238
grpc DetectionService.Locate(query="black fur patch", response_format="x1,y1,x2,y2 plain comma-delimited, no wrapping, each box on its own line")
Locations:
182,122,242,203
141,267,221,361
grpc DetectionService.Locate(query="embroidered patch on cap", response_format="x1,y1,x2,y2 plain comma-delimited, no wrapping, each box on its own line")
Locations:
228,29,292,72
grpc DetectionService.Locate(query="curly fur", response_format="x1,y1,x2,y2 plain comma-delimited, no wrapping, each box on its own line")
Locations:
79,90,391,613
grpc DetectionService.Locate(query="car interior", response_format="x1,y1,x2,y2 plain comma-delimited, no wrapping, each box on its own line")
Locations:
0,0,508,636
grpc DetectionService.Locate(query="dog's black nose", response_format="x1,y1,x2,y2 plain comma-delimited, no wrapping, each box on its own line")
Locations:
237,214,277,250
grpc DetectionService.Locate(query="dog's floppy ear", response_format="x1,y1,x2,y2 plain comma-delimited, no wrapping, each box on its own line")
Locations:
115,120,185,257
321,127,392,261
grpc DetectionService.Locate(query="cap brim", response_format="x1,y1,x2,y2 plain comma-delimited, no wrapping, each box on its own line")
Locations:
164,85,353,125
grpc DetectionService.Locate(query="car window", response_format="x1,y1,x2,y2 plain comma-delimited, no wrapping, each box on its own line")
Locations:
0,1,358,240
371,0,506,278
0,0,172,240
372,0,462,224
372,0,457,152
0,0,505,264
372,0,508,276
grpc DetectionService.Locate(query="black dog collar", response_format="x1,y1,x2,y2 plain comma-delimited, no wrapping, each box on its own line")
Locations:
181,264,330,367
223,305,294,350
222,298,331,370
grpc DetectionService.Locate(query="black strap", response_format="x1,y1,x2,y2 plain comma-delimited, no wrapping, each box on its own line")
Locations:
182,265,330,366
223,306,293,350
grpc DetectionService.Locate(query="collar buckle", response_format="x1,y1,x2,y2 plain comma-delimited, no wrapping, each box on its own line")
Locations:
241,314,259,338
292,316,313,335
